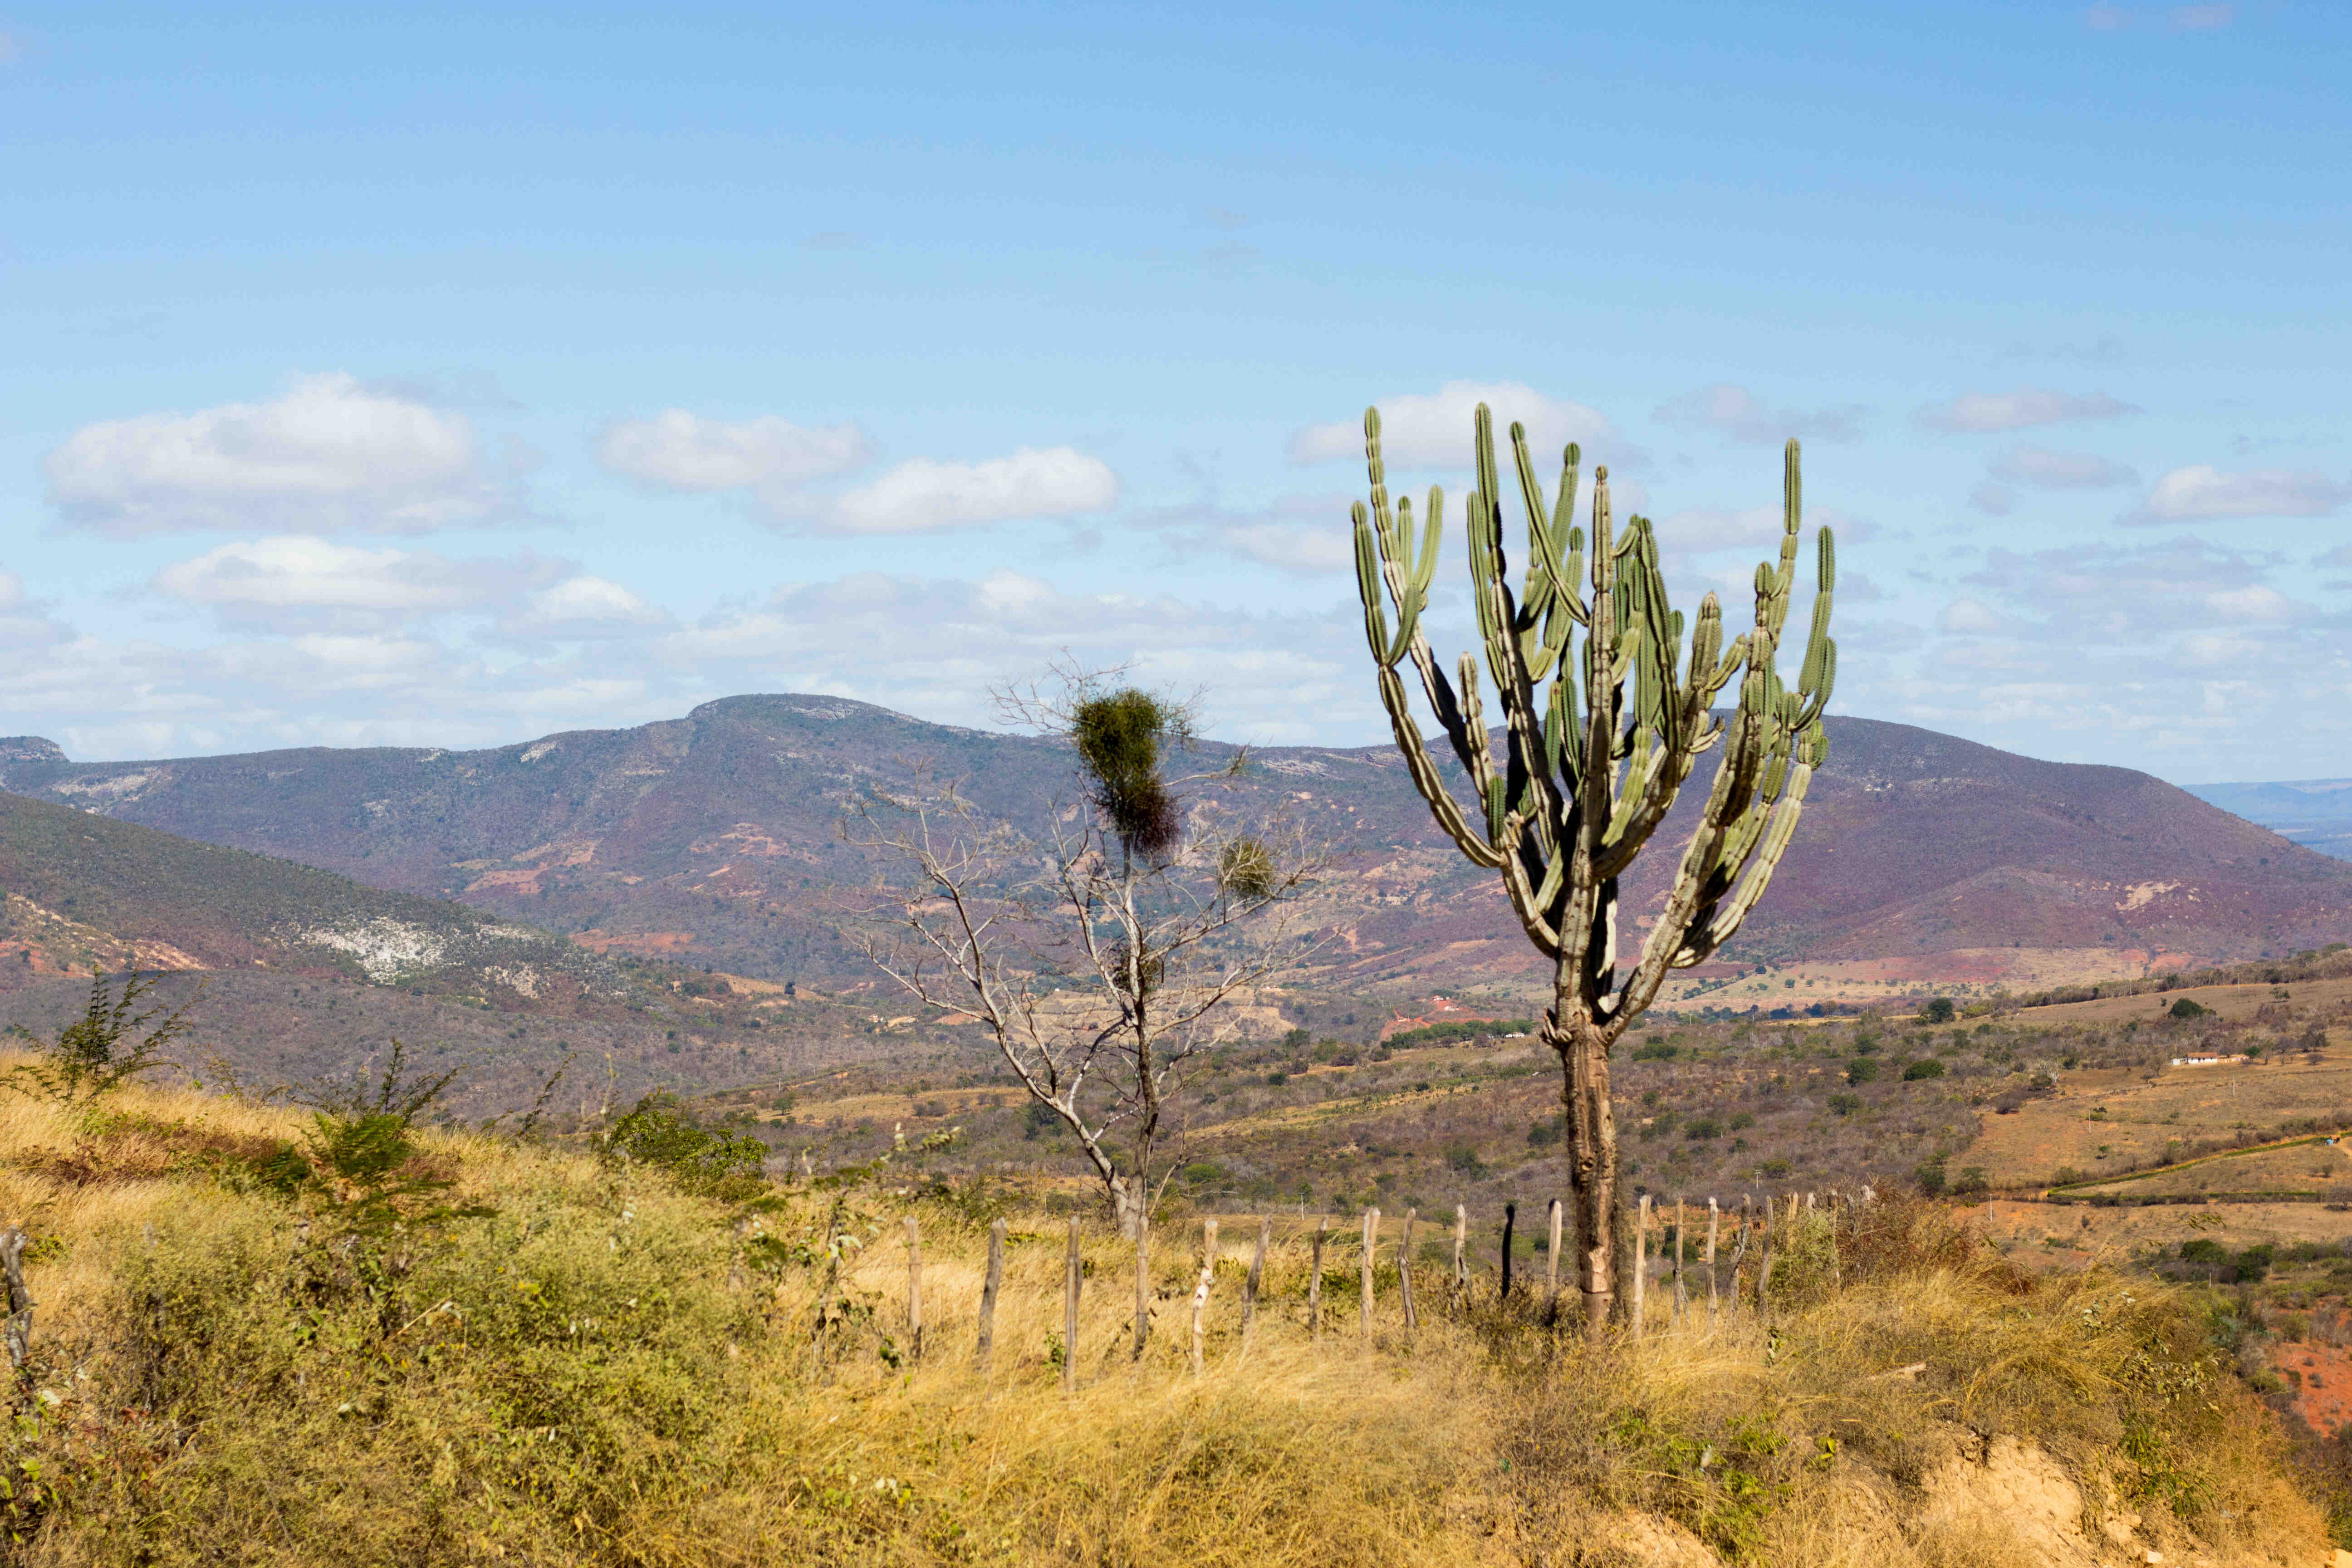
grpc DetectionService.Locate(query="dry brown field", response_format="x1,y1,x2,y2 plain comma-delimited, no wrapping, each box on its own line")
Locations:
1958,1048,2352,1187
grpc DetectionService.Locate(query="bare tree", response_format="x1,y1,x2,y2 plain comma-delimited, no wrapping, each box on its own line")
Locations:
851,670,1318,1237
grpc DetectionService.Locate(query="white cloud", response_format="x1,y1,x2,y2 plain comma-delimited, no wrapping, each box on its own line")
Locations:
2203,585,2298,624
1938,598,2005,633
510,576,665,637
1988,444,2137,490
819,446,1118,534
2169,4,2233,29
1913,387,2137,433
1288,381,1618,468
157,537,518,615
45,373,514,536
2126,465,2351,524
1652,383,1865,446
1969,481,2019,516
595,410,870,492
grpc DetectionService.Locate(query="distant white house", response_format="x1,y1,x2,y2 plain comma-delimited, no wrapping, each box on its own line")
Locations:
2169,1053,2250,1068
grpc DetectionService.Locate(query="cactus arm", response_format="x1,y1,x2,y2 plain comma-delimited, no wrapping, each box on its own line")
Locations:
1352,414,1505,870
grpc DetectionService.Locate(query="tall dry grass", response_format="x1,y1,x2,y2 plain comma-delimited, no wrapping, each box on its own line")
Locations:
0,1070,2328,1566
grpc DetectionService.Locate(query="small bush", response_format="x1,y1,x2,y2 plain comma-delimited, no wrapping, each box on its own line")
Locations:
603,1092,769,1199
1845,1058,1880,1085
1923,997,1956,1024
1827,1093,1862,1117
1901,1057,1947,1081
2169,998,2209,1020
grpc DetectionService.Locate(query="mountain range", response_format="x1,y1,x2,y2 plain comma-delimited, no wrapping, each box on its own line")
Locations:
5,695,2347,1001
2185,778,2352,862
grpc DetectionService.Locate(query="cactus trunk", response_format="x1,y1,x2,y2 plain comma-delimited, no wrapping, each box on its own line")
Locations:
1557,1007,1619,1337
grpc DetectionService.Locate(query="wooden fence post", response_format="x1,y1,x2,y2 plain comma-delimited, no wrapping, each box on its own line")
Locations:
1758,1193,1776,1319
1133,1212,1151,1361
1400,1208,1418,1331
1672,1200,1688,1328
976,1218,1005,1370
1308,1216,1328,1338
1451,1205,1468,1309
1500,1202,1516,1302
905,1217,924,1362
1732,1194,1752,1315
1359,1207,1380,1340
1063,1216,1082,1393
1242,1217,1269,1346
1190,1219,1219,1375
1546,1198,1563,1324
1828,1190,1843,1293
1632,1195,1650,1340
1705,1198,1720,1331
0,1226,29,1371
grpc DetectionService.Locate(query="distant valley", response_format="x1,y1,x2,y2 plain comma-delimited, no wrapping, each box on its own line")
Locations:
2187,777,2352,862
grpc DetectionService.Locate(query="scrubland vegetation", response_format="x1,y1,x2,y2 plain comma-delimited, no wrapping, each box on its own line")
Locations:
0,1066,2335,1566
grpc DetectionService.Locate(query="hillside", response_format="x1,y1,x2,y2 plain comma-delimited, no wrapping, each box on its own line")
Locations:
0,1068,2331,1566
6,697,2349,996
0,791,916,1113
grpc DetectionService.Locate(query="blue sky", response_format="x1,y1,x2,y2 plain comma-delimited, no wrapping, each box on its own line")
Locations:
2,1,2347,781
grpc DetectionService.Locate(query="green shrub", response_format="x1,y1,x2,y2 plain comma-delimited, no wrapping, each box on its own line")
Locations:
1922,997,1956,1024
2169,998,2209,1020
1901,1058,1947,1081
1845,1058,1879,1085
603,1092,769,1199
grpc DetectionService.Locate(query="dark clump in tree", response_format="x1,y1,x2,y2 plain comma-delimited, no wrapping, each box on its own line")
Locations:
2168,998,2209,1020
1072,689,1188,859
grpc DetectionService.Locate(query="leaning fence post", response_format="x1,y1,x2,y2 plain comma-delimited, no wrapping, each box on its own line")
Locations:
1242,1217,1269,1347
1399,1208,1418,1331
1359,1208,1380,1340
0,1226,29,1372
1758,1193,1776,1318
1132,1212,1152,1361
1451,1204,1468,1309
1308,1215,1328,1338
1190,1219,1219,1375
1063,1216,1082,1393
1632,1195,1650,1340
1500,1202,1516,1302
1705,1199,1720,1330
976,1218,1005,1370
1546,1198,1564,1324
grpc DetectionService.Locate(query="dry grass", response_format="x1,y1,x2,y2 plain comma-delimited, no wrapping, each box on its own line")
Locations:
0,1070,2332,1566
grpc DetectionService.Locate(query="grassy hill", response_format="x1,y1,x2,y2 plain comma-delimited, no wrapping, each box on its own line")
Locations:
0,1067,2330,1565
6,696,2349,999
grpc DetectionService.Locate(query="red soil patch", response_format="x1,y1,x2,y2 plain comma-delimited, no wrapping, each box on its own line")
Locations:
2280,1340,2352,1439
570,929,697,956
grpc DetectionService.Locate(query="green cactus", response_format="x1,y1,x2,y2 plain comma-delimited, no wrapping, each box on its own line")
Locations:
1350,402,1835,1340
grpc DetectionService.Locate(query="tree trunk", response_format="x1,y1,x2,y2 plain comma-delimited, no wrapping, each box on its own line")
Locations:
1110,1174,1148,1241
1553,1008,1620,1343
